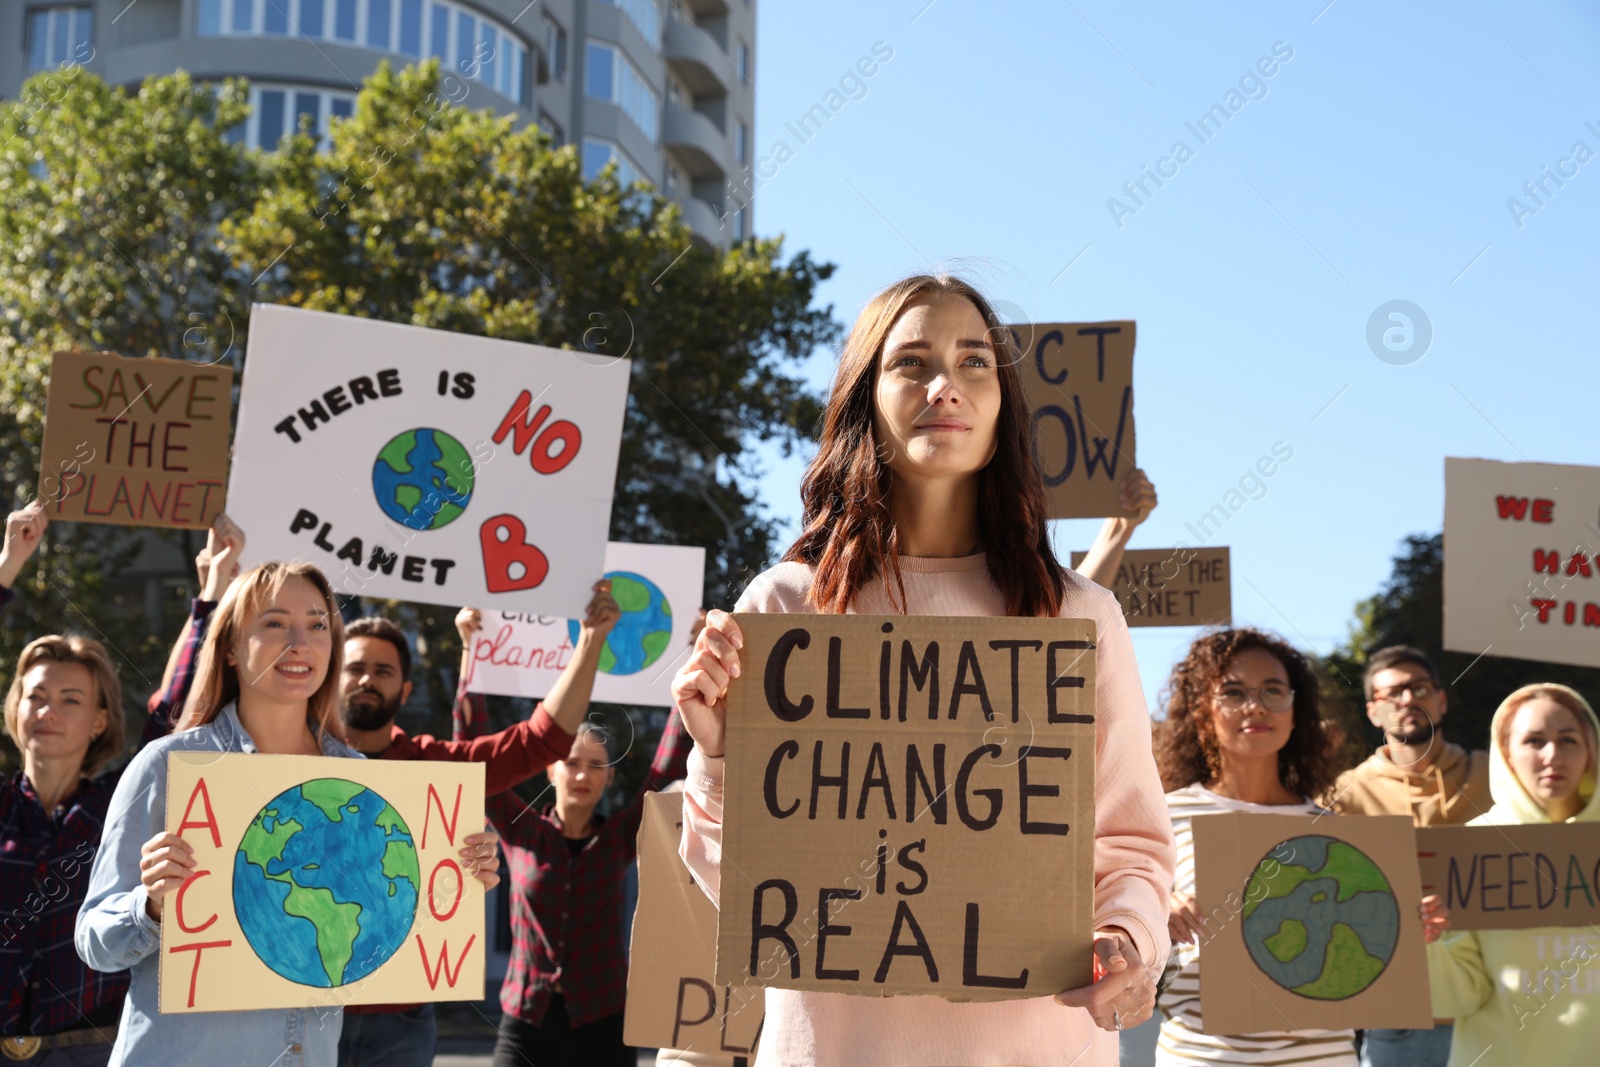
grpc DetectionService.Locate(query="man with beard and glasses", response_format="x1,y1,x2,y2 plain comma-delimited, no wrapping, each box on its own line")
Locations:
1326,645,1491,1067
335,581,620,1067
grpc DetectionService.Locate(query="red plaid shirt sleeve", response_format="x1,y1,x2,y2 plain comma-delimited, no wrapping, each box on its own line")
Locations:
142,598,217,745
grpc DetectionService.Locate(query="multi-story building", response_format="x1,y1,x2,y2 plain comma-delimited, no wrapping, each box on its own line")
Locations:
1,0,755,245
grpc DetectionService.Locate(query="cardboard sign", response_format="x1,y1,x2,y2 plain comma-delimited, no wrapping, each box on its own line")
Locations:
161,752,486,1012
716,614,1099,1002
1006,321,1136,519
465,542,705,706
1443,456,1600,668
625,792,765,1054
39,351,232,528
227,304,631,615
1070,547,1231,627
1191,813,1432,1034
1417,822,1600,931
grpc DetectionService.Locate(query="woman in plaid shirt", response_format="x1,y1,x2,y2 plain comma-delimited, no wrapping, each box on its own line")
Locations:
0,505,235,1065
451,614,694,1067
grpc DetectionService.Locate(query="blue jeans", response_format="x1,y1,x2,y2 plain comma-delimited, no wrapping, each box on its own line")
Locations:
337,1004,437,1067
1360,1024,1452,1067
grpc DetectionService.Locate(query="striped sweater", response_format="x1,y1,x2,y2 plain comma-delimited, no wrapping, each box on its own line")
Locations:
1154,785,1358,1066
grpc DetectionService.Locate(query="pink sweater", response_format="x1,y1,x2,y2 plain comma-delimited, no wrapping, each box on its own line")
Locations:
679,554,1175,1067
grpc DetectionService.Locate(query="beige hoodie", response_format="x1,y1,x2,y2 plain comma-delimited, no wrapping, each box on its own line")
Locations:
1327,738,1491,826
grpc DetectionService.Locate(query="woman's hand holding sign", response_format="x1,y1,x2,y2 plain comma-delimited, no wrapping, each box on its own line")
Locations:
1420,894,1450,944
671,609,743,759
140,832,197,921
1167,890,1205,945
1055,927,1155,1032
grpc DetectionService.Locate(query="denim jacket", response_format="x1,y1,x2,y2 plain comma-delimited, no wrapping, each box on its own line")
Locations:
75,704,363,1067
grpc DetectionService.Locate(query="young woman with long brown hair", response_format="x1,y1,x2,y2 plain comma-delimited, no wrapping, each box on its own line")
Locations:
75,561,502,1067
1153,627,1354,1066
670,274,1175,1067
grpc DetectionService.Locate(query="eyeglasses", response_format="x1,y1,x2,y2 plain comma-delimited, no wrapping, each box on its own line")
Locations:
1214,684,1295,713
1372,681,1436,703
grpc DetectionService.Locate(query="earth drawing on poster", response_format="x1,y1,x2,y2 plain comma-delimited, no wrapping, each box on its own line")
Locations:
234,779,422,987
567,569,673,676
1239,834,1400,1000
371,428,475,530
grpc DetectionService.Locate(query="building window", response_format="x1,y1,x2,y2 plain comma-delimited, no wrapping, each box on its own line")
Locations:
581,136,648,189
197,0,530,104
398,0,422,55
733,207,746,241
542,14,566,82
736,119,748,165
584,41,659,144
664,159,687,199
228,83,358,150
539,109,565,148
737,40,749,84
335,0,357,40
366,0,391,48
263,0,289,35
427,1,447,59
26,5,92,70
595,0,658,46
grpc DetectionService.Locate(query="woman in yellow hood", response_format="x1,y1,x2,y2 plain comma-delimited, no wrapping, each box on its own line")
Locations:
1422,683,1600,1066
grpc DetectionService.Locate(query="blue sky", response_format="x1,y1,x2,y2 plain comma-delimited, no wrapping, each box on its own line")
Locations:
739,0,1600,712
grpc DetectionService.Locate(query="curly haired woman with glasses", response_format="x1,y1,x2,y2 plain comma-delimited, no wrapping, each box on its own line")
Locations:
1151,627,1355,1066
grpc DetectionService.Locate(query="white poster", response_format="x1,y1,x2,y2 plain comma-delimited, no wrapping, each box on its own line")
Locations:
1444,456,1600,668
464,542,705,706
227,305,631,615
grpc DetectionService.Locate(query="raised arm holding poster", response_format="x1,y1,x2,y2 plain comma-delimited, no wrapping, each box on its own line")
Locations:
226,304,630,615
1006,321,1136,520
160,752,486,1013
715,613,1099,1002
39,350,233,528
465,541,705,706
1443,456,1600,668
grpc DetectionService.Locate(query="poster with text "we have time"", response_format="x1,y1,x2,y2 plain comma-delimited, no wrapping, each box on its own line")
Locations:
228,305,630,616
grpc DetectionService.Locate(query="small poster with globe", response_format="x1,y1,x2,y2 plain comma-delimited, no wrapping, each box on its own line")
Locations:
160,752,486,1012
465,542,706,706
1190,813,1433,1034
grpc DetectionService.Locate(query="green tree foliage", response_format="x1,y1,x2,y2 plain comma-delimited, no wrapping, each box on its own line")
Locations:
0,63,839,786
0,69,255,754
1325,533,1599,754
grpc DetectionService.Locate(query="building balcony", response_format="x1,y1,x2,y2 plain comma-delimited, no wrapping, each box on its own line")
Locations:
679,0,730,17
676,194,726,246
664,14,731,97
662,102,726,180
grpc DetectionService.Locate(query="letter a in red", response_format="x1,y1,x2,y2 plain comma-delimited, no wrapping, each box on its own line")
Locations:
178,779,223,848
416,934,476,990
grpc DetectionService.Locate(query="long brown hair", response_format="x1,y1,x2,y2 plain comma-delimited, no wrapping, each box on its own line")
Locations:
783,274,1066,616
178,561,347,741
4,634,126,778
1156,627,1340,798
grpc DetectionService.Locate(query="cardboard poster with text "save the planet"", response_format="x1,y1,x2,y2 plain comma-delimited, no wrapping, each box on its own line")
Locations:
717,614,1099,1002
40,351,233,529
